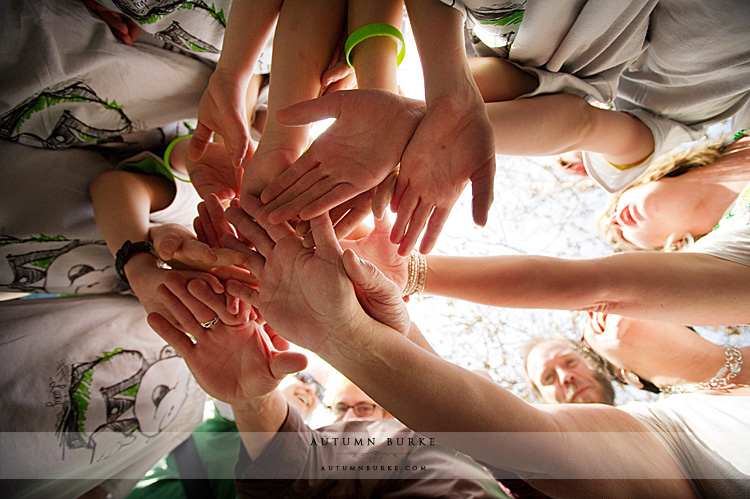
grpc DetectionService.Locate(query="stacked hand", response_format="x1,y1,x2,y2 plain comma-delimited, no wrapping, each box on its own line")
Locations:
182,140,246,203
148,273,307,406
391,94,496,255
256,90,426,228
221,197,366,353
189,68,252,168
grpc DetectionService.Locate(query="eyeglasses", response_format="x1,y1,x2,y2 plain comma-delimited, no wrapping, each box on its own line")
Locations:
294,372,325,401
330,402,380,418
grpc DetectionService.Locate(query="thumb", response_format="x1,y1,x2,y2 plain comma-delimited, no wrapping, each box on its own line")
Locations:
470,160,496,227
276,91,345,127
270,351,309,380
342,249,384,291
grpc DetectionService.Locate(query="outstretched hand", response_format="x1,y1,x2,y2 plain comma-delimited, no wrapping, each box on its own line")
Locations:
148,273,307,406
391,95,496,255
339,214,408,291
183,140,246,203
256,90,426,225
189,68,251,168
222,197,367,353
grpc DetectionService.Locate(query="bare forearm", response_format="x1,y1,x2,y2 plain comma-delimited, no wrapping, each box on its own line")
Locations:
89,171,174,256
424,252,750,325
316,315,693,497
347,0,403,92
217,0,281,81
486,94,654,164
405,0,481,104
233,391,289,460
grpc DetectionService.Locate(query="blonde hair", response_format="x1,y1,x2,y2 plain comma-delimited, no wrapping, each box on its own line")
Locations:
597,136,728,251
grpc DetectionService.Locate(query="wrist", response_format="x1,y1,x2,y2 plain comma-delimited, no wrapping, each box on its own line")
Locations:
115,240,158,287
232,391,288,433
317,311,377,365
403,252,427,297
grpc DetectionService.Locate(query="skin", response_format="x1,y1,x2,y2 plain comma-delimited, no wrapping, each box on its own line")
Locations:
221,205,695,498
279,374,322,421
555,151,587,177
584,313,750,390
526,341,611,404
609,174,742,250
330,381,392,422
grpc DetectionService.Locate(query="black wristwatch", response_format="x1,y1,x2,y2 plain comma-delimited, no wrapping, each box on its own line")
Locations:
115,240,155,286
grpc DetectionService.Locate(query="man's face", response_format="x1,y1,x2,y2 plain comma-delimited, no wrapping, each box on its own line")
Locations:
331,382,390,422
526,341,610,404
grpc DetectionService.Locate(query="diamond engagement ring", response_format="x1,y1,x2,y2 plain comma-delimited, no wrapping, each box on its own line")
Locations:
200,316,219,329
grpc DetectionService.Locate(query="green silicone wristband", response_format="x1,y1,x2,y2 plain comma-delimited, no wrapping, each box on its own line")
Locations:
163,134,193,183
345,23,405,69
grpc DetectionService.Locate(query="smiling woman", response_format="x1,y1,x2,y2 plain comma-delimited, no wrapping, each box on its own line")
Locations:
599,134,750,251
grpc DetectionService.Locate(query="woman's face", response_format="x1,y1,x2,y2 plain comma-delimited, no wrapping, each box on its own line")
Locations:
608,178,709,249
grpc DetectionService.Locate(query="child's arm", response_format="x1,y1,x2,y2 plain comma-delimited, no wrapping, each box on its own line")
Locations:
347,0,404,93
89,169,240,326
239,0,347,204
189,0,282,167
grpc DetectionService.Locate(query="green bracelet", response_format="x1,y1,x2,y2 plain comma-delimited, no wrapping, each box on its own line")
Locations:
163,134,193,183
345,23,405,69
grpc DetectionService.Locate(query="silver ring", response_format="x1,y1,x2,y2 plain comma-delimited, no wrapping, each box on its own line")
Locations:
200,316,219,329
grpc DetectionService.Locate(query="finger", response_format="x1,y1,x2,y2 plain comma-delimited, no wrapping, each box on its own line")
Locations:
154,232,180,261
193,214,209,247
397,201,433,256
470,161,496,227
263,173,337,224
390,172,409,213
220,233,266,276
259,152,321,204
373,169,398,220
265,175,337,224
197,201,220,247
226,122,249,169
298,183,363,222
322,72,357,94
295,219,311,237
164,274,218,327
156,283,208,341
225,206,278,256
418,206,450,255
226,279,259,306
187,279,243,326
188,124,211,161
212,247,249,266
342,248,380,287
390,189,419,245
182,239,219,266
321,61,354,88
333,202,371,241
239,193,264,219
206,193,236,240
147,312,194,357
262,323,290,351
275,91,345,127
310,214,343,260
270,351,309,380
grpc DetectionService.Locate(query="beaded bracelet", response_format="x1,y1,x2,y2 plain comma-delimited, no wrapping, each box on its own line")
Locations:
345,23,406,69
403,252,427,297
